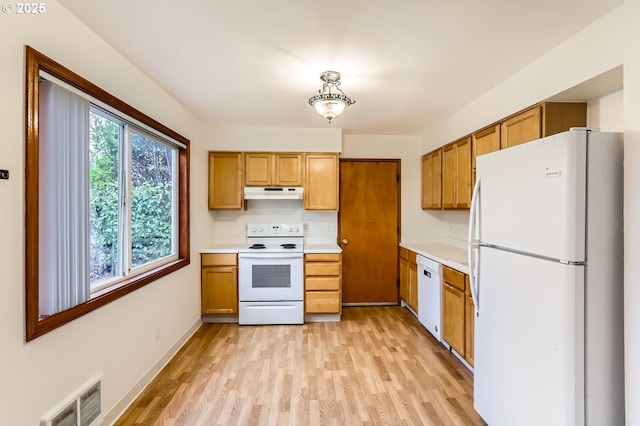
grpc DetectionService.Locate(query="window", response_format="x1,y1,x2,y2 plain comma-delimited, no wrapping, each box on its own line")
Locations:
87,108,178,293
25,46,190,341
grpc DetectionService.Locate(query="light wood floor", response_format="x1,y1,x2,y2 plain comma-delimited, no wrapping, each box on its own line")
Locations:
116,306,485,425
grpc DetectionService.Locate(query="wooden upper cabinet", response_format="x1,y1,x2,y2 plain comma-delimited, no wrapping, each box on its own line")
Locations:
472,124,501,183
501,105,542,149
244,153,272,186
421,149,442,210
274,153,304,186
442,137,472,209
305,153,339,210
245,153,304,186
208,152,244,210
502,102,587,149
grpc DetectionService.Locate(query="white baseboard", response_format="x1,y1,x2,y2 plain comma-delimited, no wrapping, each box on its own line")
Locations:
102,318,202,425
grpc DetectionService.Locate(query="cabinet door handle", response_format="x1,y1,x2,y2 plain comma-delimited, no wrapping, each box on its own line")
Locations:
341,238,348,245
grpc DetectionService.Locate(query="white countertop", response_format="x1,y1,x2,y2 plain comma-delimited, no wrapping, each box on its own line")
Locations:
303,244,342,254
200,244,243,254
400,241,469,274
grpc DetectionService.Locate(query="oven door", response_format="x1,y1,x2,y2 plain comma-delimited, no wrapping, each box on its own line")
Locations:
238,253,304,301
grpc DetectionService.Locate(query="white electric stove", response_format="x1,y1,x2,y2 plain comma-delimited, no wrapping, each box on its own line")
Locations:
237,224,304,325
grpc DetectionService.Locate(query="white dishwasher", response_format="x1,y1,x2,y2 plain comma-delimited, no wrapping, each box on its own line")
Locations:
417,255,442,342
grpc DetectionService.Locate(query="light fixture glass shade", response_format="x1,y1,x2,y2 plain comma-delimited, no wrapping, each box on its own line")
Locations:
308,71,354,123
311,97,347,121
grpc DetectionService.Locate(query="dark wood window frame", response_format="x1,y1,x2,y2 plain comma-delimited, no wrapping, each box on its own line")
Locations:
25,46,191,341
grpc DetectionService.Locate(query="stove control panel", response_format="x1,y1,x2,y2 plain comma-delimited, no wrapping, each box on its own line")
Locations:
246,223,304,237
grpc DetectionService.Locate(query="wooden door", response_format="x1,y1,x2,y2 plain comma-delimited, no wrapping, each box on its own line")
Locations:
339,160,400,304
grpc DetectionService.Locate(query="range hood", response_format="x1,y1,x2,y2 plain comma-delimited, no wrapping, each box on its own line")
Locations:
244,187,304,200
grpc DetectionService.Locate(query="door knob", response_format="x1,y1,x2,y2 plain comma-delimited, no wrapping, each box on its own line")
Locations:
342,238,348,245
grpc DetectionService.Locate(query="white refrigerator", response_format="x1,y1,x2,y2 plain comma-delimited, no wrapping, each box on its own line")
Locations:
467,129,624,426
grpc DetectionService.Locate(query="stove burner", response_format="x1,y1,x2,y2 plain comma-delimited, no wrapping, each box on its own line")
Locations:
249,244,266,249
280,243,297,249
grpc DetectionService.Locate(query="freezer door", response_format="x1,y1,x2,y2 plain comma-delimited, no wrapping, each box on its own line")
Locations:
475,130,586,262
474,246,584,426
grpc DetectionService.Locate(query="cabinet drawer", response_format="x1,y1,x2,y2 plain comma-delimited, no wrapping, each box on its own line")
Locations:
201,253,237,266
305,291,341,313
400,247,409,260
305,262,341,277
443,266,465,291
306,276,341,291
306,253,341,262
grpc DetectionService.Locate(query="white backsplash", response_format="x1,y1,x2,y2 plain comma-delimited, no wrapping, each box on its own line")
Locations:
209,199,337,244
441,210,470,244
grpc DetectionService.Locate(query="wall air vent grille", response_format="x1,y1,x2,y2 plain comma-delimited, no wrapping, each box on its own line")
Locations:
41,375,102,426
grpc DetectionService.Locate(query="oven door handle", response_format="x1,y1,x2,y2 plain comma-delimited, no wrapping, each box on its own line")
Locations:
238,253,304,259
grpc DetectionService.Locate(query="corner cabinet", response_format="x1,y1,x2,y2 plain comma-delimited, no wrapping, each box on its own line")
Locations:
304,153,339,210
464,275,474,366
201,254,238,315
501,102,587,149
399,248,418,313
421,149,442,210
208,152,244,210
442,266,466,356
304,253,342,314
442,265,474,365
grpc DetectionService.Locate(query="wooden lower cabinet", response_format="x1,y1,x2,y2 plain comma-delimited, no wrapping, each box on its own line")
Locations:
399,248,418,313
305,253,342,314
201,253,238,315
442,266,466,357
464,275,475,366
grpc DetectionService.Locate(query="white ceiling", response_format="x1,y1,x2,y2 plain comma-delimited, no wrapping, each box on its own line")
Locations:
58,0,621,135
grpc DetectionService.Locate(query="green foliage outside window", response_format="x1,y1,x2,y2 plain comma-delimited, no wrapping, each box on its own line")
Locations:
89,111,174,285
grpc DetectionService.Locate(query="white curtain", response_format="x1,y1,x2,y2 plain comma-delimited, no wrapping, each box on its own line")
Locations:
39,80,90,316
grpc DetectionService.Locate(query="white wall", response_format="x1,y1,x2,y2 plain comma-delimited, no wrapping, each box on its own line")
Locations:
209,126,342,152
420,6,624,153
418,7,625,244
623,1,640,424
0,2,209,424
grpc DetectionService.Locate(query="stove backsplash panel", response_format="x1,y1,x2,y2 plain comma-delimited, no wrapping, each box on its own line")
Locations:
209,200,337,244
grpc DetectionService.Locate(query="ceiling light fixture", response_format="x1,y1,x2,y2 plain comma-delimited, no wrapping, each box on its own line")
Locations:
308,71,355,124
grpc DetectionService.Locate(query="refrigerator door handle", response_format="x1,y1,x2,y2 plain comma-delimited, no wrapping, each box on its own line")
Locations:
468,178,481,312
